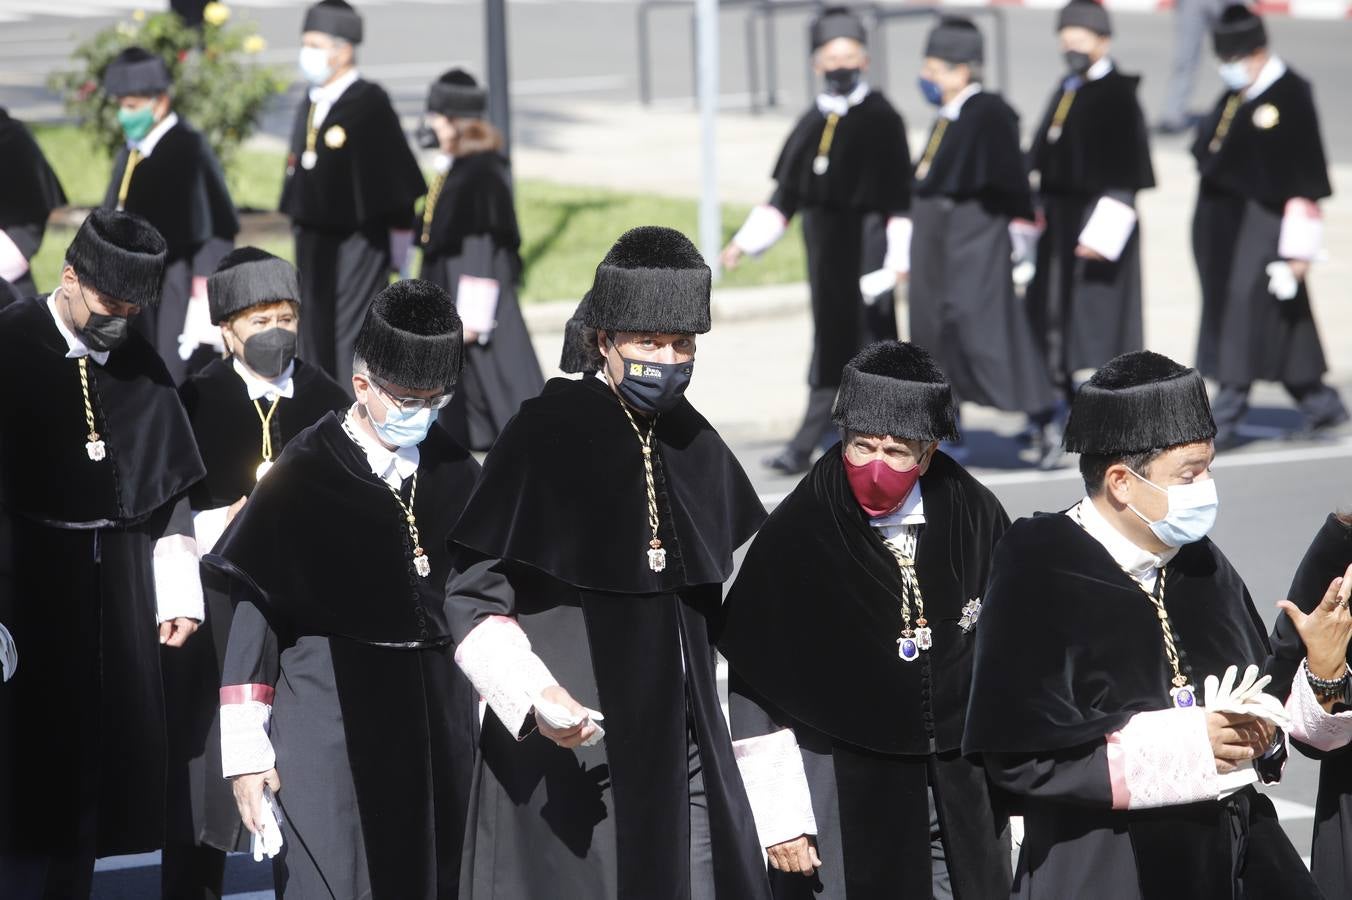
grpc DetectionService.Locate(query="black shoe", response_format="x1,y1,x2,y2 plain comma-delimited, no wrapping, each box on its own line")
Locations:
1038,441,1068,471
1154,117,1193,136
763,447,811,475
1287,409,1352,443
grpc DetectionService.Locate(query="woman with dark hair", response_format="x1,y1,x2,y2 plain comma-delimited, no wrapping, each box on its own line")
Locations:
418,68,543,450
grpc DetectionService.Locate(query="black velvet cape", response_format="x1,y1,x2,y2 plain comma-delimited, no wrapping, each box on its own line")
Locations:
422,151,521,261
0,108,66,288
280,79,426,232
913,92,1034,221
1028,71,1156,196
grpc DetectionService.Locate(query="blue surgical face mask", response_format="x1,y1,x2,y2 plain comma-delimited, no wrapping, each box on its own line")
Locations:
366,389,436,448
917,77,944,107
299,46,334,87
1218,60,1251,92
1127,470,1219,547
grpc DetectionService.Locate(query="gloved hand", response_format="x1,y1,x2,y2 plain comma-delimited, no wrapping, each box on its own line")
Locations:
0,622,16,682
1265,261,1299,301
1204,664,1291,731
252,785,284,862
858,268,899,306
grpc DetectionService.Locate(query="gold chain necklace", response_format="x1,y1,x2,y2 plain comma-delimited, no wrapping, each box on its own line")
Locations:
915,118,949,181
1209,94,1242,153
342,415,431,578
252,397,282,481
77,357,106,461
421,172,447,245
813,111,841,175
618,399,666,573
880,528,930,662
1046,88,1077,144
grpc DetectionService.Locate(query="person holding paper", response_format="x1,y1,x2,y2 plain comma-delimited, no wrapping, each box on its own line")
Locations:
905,17,1059,464
446,227,772,900
1026,1,1154,442
417,68,543,451
722,6,911,476
720,341,1013,899
964,350,1319,899
206,280,479,899
1192,5,1347,449
0,107,66,301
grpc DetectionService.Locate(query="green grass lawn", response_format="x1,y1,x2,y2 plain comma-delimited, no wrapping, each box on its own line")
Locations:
28,123,805,303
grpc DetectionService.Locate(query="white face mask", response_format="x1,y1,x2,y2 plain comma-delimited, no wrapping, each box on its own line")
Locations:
1127,470,1220,548
1218,60,1251,92
299,46,334,87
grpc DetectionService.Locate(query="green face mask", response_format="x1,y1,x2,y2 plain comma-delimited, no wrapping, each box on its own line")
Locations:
116,104,157,143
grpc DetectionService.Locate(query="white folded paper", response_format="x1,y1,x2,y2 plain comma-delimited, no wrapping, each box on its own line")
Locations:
732,205,788,257
1265,261,1300,301
859,268,898,305
0,623,17,682
0,229,29,282
1077,196,1137,263
252,785,284,862
456,275,501,338
533,696,606,748
178,294,224,361
1278,198,1323,261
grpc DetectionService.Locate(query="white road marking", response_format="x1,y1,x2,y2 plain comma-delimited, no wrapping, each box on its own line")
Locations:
1268,796,1317,821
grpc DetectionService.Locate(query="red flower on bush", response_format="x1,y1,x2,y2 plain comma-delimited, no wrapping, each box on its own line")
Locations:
77,80,96,100
178,49,189,62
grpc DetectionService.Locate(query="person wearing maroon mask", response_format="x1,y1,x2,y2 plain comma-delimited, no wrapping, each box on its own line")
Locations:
720,340,1013,900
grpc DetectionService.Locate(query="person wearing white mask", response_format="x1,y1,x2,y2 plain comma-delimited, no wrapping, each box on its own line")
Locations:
964,350,1320,899
205,280,479,898
281,0,425,389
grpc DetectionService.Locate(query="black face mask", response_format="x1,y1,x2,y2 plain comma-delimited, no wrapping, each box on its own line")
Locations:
414,123,439,150
75,285,132,352
823,67,862,97
611,351,694,417
1064,50,1093,76
239,327,298,380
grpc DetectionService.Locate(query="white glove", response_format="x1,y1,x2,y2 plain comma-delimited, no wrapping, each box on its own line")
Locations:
1204,664,1291,731
859,268,898,306
252,785,284,861
0,623,16,682
1265,261,1300,301
178,294,225,361
533,695,606,748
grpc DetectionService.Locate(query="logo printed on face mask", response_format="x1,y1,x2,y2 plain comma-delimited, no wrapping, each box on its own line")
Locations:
611,346,693,416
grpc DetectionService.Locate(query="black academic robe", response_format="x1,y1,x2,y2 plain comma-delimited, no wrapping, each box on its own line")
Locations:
205,413,479,899
445,376,772,900
767,92,910,389
0,295,205,857
964,512,1317,899
280,79,426,386
1027,70,1154,383
1268,513,1352,898
167,357,349,854
720,451,1012,899
104,117,238,383
1191,68,1333,387
421,151,543,451
0,108,66,299
909,92,1057,416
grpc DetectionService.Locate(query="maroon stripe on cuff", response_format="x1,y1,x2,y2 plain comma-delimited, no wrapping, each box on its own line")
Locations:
220,683,276,706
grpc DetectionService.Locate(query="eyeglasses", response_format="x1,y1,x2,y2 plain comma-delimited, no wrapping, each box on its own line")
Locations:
369,379,453,412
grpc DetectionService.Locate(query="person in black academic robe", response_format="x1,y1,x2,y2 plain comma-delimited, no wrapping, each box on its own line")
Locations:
205,280,478,899
283,0,426,388
418,68,543,451
102,47,240,385
720,341,1012,900
964,350,1319,900
0,107,66,300
0,210,207,899
164,248,348,898
723,7,910,475
1191,6,1347,448
446,227,772,900
1027,2,1154,412
907,18,1058,457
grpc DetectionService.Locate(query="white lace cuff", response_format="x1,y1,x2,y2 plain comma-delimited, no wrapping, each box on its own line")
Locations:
1008,218,1042,266
193,507,232,558
732,728,817,848
733,205,787,257
1077,195,1137,263
883,215,912,273
220,684,276,778
154,533,205,623
1105,707,1217,810
1278,198,1322,261
0,229,29,282
455,615,559,739
1286,660,1352,752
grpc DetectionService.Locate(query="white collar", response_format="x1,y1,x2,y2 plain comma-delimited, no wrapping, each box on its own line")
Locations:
940,83,982,121
1072,496,1178,585
309,68,360,106
132,111,178,157
46,290,109,366
232,356,296,401
1244,55,1286,101
1086,56,1114,82
870,481,926,528
816,81,870,118
343,406,419,489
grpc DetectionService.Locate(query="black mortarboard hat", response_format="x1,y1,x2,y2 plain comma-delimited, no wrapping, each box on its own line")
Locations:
583,227,712,335
65,209,166,307
1063,351,1217,455
303,0,363,44
831,341,960,441
103,47,171,97
1057,0,1112,36
559,291,603,374
1213,4,1267,59
208,247,301,325
810,6,867,50
924,16,984,65
354,279,463,391
427,68,487,119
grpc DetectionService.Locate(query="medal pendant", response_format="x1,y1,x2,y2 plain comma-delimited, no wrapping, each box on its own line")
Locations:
959,597,982,633
647,547,667,573
86,438,106,461
255,460,273,481
1046,124,1063,144
301,150,318,170
897,634,920,662
413,551,431,578
812,155,829,175
915,625,933,651
1170,684,1196,709
915,161,931,181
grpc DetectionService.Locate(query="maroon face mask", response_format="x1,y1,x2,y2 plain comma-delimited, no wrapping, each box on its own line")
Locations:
843,452,925,517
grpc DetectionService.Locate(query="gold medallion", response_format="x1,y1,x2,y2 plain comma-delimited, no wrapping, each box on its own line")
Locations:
1252,103,1279,130
324,125,347,149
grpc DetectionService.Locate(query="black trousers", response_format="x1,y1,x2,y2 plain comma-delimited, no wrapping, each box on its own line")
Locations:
786,387,840,457
295,225,391,388
1212,381,1347,436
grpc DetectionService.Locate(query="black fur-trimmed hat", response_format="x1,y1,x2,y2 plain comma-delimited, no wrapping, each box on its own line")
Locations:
810,6,867,50
65,209,167,307
354,279,463,391
1064,351,1217,455
428,68,487,119
831,341,960,442
208,247,300,325
1213,4,1266,59
924,16,984,65
303,0,363,44
103,47,171,97
1057,0,1112,36
559,291,603,374
583,226,712,335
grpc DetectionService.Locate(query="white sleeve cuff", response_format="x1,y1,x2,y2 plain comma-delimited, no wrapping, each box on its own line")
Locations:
1286,660,1352,752
193,507,232,557
220,685,276,778
0,229,29,282
1076,196,1137,263
733,205,787,257
153,533,205,623
454,615,559,739
456,274,501,337
732,728,818,848
883,215,912,274
1008,218,1042,266
1279,198,1323,261
1105,707,1218,810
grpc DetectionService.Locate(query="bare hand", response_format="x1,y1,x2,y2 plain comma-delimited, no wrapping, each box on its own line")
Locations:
159,617,199,648
1207,711,1275,774
1074,244,1107,262
464,329,480,344
226,495,247,525
536,684,598,749
232,768,281,834
1278,563,1352,680
767,834,821,875
1287,259,1311,281
720,243,745,272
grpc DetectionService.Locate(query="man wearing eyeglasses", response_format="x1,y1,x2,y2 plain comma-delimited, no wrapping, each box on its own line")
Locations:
205,279,479,898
